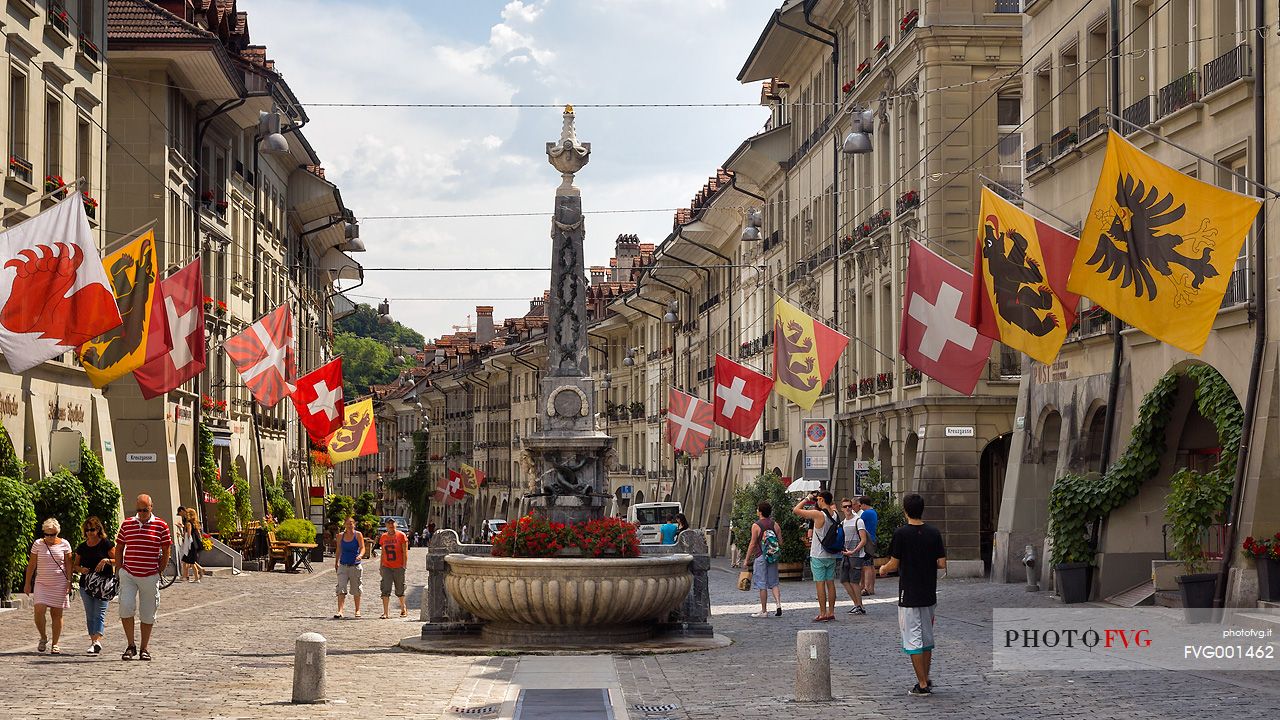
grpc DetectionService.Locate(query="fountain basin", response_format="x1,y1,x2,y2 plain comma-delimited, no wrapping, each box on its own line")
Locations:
444,553,693,645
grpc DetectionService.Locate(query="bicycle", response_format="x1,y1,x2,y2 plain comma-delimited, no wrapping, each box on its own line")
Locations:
158,554,179,590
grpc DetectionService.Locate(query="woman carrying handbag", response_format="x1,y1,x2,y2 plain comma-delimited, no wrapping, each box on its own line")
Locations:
23,518,74,655
73,516,117,655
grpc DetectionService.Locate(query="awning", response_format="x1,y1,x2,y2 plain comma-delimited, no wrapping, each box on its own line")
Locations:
321,249,363,283
724,124,791,186
289,167,342,229
737,1,817,83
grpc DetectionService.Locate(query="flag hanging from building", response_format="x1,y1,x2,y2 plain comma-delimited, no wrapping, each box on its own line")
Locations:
134,260,205,399
293,358,345,445
460,463,485,496
972,187,1080,365
712,354,773,438
433,474,459,505
666,387,713,458
225,304,295,407
326,395,378,463
0,196,120,373
771,298,849,410
901,240,994,395
1068,130,1262,354
79,230,165,387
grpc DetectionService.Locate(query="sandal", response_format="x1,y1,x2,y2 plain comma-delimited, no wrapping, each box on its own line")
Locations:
37,639,47,653
122,646,137,660
378,614,388,619
139,649,151,661
400,609,407,618
50,645,60,655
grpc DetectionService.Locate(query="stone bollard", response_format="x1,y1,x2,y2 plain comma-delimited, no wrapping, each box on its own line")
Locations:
292,632,327,704
794,630,832,702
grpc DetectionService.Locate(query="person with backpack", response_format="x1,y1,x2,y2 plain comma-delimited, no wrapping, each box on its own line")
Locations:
838,498,868,615
794,490,841,622
743,501,783,618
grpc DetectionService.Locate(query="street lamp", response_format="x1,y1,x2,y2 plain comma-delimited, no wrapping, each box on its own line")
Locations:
601,372,612,390
663,300,679,324
842,108,876,155
741,207,763,241
623,347,636,367
258,111,290,156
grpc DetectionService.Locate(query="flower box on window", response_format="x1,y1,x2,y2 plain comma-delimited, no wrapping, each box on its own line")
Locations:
44,175,67,199
81,192,98,219
896,189,920,214
856,60,871,77
900,9,919,36
841,79,855,94
875,36,890,56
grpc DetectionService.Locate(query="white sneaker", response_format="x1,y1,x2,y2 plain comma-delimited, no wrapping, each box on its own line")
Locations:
750,611,771,618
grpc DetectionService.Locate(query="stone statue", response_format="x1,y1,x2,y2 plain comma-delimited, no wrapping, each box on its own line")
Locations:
546,105,590,195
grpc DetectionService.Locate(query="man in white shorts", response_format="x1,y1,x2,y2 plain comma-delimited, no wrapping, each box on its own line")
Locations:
115,494,172,661
879,493,946,696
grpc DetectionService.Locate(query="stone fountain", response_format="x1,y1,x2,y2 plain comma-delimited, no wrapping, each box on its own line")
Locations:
408,109,717,652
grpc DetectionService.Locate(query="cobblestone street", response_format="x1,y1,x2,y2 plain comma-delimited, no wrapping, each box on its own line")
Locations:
1,553,1277,719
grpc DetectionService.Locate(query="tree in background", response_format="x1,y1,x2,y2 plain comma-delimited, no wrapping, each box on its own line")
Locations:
386,430,431,531
730,471,807,564
0,426,23,479
355,491,377,517
78,440,121,538
232,464,253,530
200,424,236,538
335,303,425,348
333,333,412,398
264,478,294,521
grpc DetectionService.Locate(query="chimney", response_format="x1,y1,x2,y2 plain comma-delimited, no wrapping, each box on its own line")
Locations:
475,306,495,344
590,265,607,285
614,234,639,281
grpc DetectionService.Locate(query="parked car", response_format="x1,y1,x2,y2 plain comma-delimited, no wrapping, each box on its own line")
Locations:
377,515,409,542
480,518,508,542
628,502,682,545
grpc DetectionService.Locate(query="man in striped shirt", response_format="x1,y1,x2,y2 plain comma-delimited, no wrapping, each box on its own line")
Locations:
116,494,172,661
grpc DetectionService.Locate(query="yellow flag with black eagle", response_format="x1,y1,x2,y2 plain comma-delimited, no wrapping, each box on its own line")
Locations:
1067,131,1261,354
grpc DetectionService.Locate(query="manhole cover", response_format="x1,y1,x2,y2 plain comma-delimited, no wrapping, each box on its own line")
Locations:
634,704,680,714
515,689,610,719
450,705,498,716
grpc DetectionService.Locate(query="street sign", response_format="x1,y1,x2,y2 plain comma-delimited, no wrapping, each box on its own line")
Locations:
125,452,157,463
618,485,633,499
802,418,832,485
945,426,975,437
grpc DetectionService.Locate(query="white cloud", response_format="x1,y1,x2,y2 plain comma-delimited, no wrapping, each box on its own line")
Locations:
246,0,777,341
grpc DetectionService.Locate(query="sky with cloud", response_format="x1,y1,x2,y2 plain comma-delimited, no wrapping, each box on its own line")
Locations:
246,0,779,342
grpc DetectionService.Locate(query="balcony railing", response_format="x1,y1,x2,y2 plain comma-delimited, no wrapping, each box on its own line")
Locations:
1156,70,1199,119
994,0,1021,11
763,230,781,252
998,347,1022,378
1051,126,1078,158
1079,107,1107,142
1025,143,1047,174
1122,96,1153,132
1202,44,1251,96
47,2,69,35
78,34,100,64
1220,254,1250,308
7,155,34,185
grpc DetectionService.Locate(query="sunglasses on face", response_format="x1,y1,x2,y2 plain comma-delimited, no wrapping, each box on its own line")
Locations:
43,532,56,537
842,505,852,509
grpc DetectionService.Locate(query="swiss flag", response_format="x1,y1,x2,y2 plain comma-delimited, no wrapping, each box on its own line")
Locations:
290,358,345,443
134,260,205,400
436,470,465,505
666,388,713,458
901,240,994,395
225,304,295,408
712,354,773,438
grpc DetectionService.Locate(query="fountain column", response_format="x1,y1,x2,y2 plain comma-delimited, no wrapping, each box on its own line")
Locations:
519,106,616,525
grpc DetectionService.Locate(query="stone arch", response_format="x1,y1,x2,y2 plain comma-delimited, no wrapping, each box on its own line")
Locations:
487,496,498,519
877,436,892,487
903,432,919,493
791,449,804,482
634,490,646,505
1036,407,1063,468
1081,401,1108,473
500,498,509,519
980,433,1013,574
176,445,195,510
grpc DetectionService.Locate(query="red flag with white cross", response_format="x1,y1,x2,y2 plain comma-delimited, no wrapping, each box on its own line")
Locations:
225,304,295,408
290,358,345,444
900,240,994,395
712,354,773,438
665,388,713,458
134,259,205,400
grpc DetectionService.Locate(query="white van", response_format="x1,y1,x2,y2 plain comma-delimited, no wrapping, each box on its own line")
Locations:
628,502,682,545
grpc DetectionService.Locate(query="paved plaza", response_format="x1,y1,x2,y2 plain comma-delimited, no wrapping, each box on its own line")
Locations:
1,552,1277,719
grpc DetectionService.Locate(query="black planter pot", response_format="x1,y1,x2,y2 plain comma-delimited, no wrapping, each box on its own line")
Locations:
1257,557,1280,603
1055,562,1090,604
1176,572,1221,624
310,545,325,563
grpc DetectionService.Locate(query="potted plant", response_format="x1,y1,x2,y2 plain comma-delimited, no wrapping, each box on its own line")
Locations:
44,175,66,199
201,190,215,208
1164,467,1232,622
1242,534,1280,602
215,199,229,215
629,401,645,417
81,192,98,219
1048,472,1098,603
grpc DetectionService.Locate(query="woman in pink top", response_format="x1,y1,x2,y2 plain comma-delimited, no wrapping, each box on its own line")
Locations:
23,518,74,654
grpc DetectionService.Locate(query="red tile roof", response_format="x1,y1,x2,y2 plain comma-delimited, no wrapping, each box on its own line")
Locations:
108,0,218,41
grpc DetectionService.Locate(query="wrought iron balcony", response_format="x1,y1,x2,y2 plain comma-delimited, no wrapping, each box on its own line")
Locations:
993,0,1022,11
1079,107,1107,142
1025,143,1047,174
1203,44,1251,96
1122,96,1153,132
1051,126,1078,158
1157,70,1199,119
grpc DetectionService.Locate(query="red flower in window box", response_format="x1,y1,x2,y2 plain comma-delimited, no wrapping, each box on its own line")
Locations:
856,60,871,76
842,80,854,94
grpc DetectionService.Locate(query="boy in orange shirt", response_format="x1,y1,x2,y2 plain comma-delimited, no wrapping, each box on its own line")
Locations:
378,518,409,618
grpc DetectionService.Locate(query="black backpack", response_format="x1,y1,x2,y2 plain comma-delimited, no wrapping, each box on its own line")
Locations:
817,511,844,554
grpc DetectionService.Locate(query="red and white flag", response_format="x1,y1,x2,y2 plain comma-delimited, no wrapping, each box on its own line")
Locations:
666,388,713,458
0,196,120,373
290,358,345,443
434,470,465,505
225,304,295,407
900,240,994,395
712,354,773,438
134,260,205,400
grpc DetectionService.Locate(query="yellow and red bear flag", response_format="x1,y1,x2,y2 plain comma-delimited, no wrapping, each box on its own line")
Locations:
1068,130,1261,354
971,187,1080,365
326,397,378,464
772,298,849,410
459,463,485,496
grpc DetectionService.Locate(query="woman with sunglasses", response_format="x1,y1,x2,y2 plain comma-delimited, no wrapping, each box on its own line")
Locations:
72,517,116,655
23,518,74,654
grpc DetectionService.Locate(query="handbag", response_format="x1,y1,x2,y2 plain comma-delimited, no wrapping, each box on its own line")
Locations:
737,569,752,591
81,569,119,602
